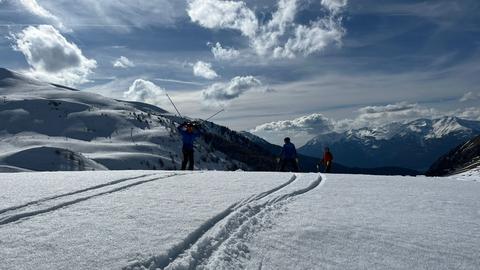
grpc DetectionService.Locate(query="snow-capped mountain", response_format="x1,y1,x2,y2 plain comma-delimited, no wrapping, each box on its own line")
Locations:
299,117,480,171
0,68,277,172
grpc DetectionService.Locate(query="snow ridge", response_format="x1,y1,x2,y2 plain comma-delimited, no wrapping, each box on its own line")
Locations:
126,173,323,270
0,172,190,226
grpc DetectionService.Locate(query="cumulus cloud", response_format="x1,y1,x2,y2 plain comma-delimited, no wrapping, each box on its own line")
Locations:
251,113,335,146
252,113,334,134
210,42,240,60
193,61,219,79
460,91,480,102
11,25,97,86
18,0,67,31
188,0,347,59
201,76,262,106
272,18,345,58
187,0,258,38
113,56,135,68
123,79,168,107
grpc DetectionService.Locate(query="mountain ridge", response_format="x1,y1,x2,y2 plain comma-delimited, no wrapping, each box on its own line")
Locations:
299,116,480,171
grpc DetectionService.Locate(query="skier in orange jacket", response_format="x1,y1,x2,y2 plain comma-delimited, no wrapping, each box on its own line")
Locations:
320,147,333,173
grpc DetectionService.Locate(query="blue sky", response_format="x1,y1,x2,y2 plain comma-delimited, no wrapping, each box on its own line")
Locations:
1,0,479,145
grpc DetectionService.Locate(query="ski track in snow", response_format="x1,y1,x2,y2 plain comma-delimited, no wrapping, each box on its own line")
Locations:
0,172,193,226
0,173,156,215
125,173,323,270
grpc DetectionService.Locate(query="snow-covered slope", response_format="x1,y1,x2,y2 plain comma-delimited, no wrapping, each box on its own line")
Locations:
299,117,480,171
427,135,480,176
0,68,278,171
0,171,478,269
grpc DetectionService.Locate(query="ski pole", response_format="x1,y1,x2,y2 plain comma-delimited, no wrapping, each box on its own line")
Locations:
165,93,182,117
204,108,225,122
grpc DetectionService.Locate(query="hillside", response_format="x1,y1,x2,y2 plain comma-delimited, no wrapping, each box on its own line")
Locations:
299,117,480,172
426,135,480,176
0,68,277,172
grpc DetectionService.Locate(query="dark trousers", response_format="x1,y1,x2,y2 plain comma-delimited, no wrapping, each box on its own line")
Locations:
280,158,299,172
182,147,194,170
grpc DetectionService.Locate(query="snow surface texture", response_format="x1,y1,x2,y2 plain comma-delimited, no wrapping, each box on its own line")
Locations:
1,170,479,269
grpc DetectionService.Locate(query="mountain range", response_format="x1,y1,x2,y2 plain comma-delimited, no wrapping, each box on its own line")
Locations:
299,117,480,172
2,67,471,175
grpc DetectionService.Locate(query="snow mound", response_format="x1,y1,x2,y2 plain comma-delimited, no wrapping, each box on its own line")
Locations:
0,146,107,171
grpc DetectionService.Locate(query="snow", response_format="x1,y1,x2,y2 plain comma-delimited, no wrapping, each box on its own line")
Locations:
244,173,480,270
426,117,469,139
0,68,246,172
1,170,479,269
451,166,480,182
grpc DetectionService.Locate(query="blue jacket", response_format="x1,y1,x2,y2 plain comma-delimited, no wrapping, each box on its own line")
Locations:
280,142,297,159
178,126,201,150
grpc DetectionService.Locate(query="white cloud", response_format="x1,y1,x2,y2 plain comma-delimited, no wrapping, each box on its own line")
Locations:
210,42,240,60
18,0,67,31
321,0,348,12
453,107,480,121
252,113,334,134
11,25,97,86
201,76,262,106
251,113,335,146
193,61,219,79
123,79,168,107
273,18,345,58
460,91,480,102
188,0,348,59
113,56,135,69
187,0,258,38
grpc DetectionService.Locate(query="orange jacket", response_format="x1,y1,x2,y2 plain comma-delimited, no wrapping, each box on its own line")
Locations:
323,152,333,163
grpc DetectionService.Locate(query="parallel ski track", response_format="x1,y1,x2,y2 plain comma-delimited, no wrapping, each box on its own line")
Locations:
126,173,323,270
0,173,156,215
0,172,190,226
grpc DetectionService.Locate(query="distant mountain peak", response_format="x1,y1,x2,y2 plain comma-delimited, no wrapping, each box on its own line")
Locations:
299,116,480,171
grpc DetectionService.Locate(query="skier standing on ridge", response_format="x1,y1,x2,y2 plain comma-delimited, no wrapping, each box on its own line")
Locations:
177,121,201,170
319,147,333,173
278,137,299,172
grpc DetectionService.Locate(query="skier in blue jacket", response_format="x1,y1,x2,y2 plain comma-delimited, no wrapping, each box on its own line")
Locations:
279,137,299,172
177,122,201,170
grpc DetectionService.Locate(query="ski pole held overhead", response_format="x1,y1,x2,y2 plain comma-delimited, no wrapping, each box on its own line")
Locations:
204,108,225,122
166,93,182,117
